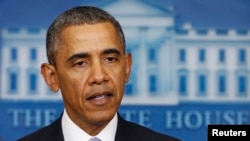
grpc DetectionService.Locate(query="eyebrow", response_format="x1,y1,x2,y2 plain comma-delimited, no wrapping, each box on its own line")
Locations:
102,48,121,56
66,48,121,63
66,52,89,63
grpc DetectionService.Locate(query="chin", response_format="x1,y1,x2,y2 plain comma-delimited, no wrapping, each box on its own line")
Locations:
92,111,115,123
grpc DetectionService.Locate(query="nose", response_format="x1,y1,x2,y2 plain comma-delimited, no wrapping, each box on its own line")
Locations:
88,60,108,85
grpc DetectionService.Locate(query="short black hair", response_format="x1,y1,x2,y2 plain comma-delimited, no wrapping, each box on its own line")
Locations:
46,6,125,65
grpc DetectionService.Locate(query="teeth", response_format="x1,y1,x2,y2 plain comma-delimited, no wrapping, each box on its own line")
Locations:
94,95,105,100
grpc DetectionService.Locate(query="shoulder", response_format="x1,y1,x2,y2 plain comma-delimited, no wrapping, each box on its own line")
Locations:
116,115,181,141
17,117,63,141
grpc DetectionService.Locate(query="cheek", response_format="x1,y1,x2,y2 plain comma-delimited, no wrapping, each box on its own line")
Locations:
69,73,87,90
58,72,86,95
107,66,126,88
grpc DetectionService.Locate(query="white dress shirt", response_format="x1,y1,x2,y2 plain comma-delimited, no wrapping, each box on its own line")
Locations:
62,109,118,141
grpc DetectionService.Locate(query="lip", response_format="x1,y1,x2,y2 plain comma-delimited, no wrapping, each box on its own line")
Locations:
86,92,113,106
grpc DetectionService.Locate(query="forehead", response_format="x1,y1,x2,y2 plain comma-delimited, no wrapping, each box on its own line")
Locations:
57,23,123,54
61,23,114,40
62,23,121,44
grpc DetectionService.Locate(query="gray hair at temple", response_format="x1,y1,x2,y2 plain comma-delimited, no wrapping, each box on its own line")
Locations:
46,6,126,65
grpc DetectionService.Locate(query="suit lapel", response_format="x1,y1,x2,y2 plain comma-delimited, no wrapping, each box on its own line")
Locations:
31,114,64,141
45,115,64,141
115,114,134,141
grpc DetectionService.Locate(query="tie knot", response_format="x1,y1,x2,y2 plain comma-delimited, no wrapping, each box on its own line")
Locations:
89,137,101,141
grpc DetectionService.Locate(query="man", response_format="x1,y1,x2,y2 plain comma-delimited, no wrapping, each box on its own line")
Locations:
18,6,181,141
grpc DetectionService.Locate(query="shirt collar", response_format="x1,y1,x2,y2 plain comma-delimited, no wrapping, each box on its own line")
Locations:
62,109,117,141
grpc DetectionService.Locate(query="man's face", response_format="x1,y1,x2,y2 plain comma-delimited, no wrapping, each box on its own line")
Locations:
45,23,131,130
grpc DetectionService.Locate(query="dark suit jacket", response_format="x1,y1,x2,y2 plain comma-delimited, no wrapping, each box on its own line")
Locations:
17,113,181,141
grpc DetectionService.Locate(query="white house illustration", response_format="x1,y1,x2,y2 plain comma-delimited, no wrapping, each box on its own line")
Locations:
0,0,249,104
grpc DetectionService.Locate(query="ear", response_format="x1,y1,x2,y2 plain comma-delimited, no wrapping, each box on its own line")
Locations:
41,63,60,92
124,53,132,83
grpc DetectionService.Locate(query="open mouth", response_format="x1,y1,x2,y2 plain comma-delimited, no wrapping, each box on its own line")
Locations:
86,92,113,105
87,93,112,100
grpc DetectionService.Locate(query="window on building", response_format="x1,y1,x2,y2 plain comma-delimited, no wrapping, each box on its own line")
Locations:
8,27,20,33
199,49,206,63
197,72,208,96
27,27,40,34
199,75,206,93
179,75,187,95
8,71,18,93
27,68,39,94
178,69,188,96
238,49,246,64
125,83,133,96
10,48,17,62
179,49,186,63
149,74,157,93
29,73,37,93
148,48,157,62
30,48,37,61
217,73,227,95
125,72,136,96
237,75,247,96
219,49,225,63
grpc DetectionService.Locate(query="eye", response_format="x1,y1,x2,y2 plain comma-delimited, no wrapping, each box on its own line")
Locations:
73,61,88,67
105,56,117,63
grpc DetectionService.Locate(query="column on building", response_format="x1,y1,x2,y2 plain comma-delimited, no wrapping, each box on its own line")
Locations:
138,26,148,98
159,27,174,95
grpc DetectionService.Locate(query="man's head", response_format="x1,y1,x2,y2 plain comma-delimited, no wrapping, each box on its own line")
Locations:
46,6,126,66
41,6,132,135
